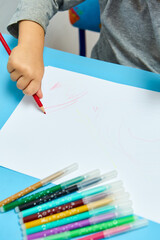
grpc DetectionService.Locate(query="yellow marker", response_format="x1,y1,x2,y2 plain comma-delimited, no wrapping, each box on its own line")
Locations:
25,197,114,229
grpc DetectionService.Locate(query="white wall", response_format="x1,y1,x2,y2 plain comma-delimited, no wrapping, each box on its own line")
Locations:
0,0,19,33
0,0,99,57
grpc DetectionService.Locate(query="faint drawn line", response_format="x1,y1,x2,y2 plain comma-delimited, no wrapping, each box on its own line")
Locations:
128,128,160,143
45,91,88,112
93,106,99,112
46,100,78,113
50,82,61,90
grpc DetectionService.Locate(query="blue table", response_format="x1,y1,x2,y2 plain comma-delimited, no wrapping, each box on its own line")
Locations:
0,34,160,240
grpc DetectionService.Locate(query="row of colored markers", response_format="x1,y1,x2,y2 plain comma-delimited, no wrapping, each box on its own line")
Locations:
0,163,148,240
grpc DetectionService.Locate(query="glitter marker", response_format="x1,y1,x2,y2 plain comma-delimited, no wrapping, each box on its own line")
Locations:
24,208,133,240
21,191,111,223
77,219,148,240
24,191,128,229
0,163,78,212
17,178,120,218
18,171,117,211
35,215,136,240
7,170,100,211
22,191,129,236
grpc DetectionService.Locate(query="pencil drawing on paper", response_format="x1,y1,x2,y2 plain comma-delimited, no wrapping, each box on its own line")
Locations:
45,88,88,112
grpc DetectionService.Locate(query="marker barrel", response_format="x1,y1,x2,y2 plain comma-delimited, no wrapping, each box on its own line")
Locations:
21,191,111,223
0,163,79,211
25,209,133,240
77,219,148,240
23,201,131,235
36,215,136,240
14,170,99,212
20,181,122,218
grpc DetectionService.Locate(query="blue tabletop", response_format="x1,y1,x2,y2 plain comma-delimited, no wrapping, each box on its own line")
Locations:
0,34,160,240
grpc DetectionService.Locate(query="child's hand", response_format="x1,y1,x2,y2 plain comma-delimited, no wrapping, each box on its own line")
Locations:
7,45,44,98
7,20,45,98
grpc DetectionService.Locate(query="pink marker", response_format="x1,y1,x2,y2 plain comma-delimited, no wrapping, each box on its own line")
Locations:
77,219,148,240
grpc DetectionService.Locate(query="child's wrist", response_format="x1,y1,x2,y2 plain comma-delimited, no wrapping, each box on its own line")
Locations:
18,20,44,51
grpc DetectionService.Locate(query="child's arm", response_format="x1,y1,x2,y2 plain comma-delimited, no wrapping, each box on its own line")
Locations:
7,20,44,98
7,0,84,97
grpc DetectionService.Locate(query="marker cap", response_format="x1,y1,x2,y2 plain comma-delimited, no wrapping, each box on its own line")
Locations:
78,170,117,190
77,174,103,190
130,219,148,230
41,163,78,185
102,170,118,181
110,191,130,202
96,170,118,184
83,169,101,180
83,192,109,205
60,169,100,188
115,208,133,217
60,163,79,175
115,200,133,210
105,180,123,190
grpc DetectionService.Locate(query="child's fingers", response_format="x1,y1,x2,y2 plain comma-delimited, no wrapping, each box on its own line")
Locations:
7,60,15,73
23,80,41,96
36,89,43,99
16,76,31,90
10,70,23,82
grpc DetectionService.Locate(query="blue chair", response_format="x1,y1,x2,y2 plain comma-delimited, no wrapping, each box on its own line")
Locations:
69,0,100,56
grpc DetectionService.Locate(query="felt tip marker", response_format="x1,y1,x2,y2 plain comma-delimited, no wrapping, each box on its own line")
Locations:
0,163,78,212
19,171,117,211
17,175,120,218
17,170,106,211
77,219,148,240
3,169,99,212
34,215,136,240
24,207,133,240
22,201,132,236
20,189,121,223
24,190,128,229
19,181,123,218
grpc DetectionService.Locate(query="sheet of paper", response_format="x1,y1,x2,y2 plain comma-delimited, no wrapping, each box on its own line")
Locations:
0,66,160,223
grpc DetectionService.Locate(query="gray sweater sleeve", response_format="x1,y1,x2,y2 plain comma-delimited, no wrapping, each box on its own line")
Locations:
7,0,84,38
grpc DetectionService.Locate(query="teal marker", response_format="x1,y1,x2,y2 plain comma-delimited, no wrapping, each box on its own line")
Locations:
2,170,98,212
24,204,115,235
23,191,128,236
20,181,122,218
37,215,136,240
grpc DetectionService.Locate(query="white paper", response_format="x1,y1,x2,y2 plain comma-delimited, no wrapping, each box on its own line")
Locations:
0,66,160,223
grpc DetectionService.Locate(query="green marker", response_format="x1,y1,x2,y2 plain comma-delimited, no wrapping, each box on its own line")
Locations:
24,205,114,235
1,170,99,212
38,215,136,240
20,180,121,218
23,187,127,235
23,201,131,235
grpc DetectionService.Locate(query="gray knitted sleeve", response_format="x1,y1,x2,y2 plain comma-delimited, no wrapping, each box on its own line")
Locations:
7,0,84,38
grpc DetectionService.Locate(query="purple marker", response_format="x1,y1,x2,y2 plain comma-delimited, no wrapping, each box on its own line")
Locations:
26,208,132,240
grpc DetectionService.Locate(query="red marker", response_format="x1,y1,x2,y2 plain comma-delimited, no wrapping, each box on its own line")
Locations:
0,33,46,114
